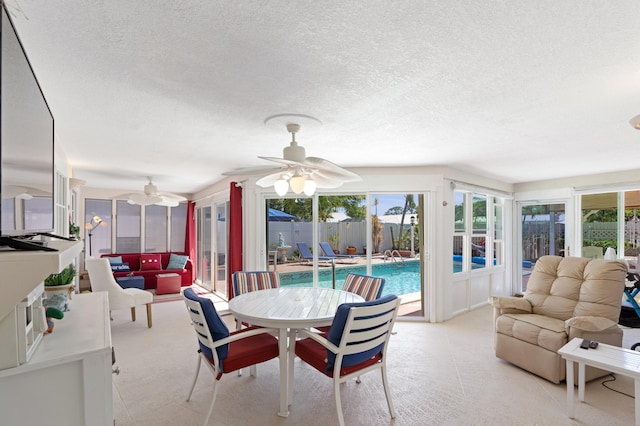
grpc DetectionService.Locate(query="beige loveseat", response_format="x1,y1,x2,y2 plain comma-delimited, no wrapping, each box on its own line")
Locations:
489,255,626,384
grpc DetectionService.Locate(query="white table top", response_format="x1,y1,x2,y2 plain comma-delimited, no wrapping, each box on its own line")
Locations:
559,337,640,379
228,287,365,329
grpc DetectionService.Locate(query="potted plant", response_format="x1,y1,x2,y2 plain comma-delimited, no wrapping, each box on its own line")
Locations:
69,220,81,240
43,264,77,312
346,245,357,255
328,234,340,254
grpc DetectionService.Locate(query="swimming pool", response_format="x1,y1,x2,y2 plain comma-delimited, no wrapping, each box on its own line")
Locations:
279,260,421,296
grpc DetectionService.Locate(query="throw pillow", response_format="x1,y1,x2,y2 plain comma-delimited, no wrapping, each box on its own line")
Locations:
140,254,162,271
166,253,188,270
107,256,123,265
110,262,130,272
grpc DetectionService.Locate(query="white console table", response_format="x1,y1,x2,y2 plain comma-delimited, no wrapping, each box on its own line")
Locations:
0,292,113,426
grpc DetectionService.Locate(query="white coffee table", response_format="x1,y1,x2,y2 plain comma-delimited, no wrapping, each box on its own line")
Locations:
229,287,364,418
558,338,640,425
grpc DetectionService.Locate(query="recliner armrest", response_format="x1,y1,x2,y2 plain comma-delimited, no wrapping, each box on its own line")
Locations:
488,296,532,314
565,316,619,333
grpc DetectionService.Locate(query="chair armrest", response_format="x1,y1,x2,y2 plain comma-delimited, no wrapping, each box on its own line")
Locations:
212,326,279,349
296,328,339,353
565,316,619,333
488,296,532,314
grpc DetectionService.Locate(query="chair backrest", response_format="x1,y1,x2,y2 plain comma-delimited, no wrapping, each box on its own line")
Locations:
183,288,230,364
325,294,400,370
341,273,385,301
319,242,337,258
85,257,125,296
232,271,280,297
297,242,331,260
524,255,626,322
297,242,314,259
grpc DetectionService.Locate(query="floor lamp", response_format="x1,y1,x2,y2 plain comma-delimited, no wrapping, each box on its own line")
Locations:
85,216,107,257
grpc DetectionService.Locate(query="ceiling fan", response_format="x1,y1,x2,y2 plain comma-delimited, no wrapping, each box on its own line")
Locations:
223,122,361,196
116,177,186,207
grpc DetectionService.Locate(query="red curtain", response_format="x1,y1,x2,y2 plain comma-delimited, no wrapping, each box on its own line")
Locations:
185,201,196,283
227,182,243,299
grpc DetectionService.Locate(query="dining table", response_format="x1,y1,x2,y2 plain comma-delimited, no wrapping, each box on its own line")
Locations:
228,286,365,417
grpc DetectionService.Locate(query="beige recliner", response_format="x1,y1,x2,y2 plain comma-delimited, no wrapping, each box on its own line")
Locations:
489,255,626,384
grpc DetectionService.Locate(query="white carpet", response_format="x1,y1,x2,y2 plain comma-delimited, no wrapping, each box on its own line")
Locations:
109,301,639,425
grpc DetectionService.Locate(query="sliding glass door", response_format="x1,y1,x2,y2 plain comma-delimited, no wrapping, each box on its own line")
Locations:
263,192,426,318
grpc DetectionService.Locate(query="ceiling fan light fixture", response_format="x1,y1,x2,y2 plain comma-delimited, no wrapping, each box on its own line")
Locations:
274,178,289,196
303,179,316,196
631,114,640,130
289,175,305,194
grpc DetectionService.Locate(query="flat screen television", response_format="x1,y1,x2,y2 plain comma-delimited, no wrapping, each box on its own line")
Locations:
0,4,55,250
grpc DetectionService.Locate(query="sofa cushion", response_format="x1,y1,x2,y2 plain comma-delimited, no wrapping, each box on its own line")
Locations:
498,313,567,353
524,256,626,322
166,253,188,269
140,254,162,271
107,256,123,265
565,316,619,332
110,262,130,272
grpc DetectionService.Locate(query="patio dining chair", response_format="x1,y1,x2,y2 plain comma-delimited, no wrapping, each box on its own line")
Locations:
315,272,385,333
231,270,280,375
183,288,279,426
290,294,400,426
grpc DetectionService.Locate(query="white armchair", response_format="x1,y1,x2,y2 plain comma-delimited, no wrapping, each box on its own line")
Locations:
86,257,153,327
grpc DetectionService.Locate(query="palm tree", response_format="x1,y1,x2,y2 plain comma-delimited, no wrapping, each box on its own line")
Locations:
397,194,415,248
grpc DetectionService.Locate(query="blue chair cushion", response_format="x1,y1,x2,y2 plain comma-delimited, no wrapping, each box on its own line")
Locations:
183,288,230,361
325,294,397,370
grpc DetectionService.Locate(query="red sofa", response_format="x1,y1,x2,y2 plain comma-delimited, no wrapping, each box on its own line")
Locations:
101,252,194,290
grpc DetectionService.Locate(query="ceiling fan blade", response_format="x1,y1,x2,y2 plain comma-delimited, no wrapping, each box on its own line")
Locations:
222,165,284,176
258,156,306,168
303,157,361,182
157,192,187,202
154,197,180,207
256,171,291,188
306,172,344,188
128,193,163,206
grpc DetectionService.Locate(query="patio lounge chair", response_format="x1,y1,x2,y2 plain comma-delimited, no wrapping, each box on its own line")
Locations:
319,242,359,264
297,242,333,265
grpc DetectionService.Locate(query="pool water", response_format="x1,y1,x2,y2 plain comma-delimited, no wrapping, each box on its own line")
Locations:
279,260,421,296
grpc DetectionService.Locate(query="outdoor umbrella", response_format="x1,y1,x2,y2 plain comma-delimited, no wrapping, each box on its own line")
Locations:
268,208,296,221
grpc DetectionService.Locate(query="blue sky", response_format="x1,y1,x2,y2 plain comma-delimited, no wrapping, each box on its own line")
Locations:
371,194,409,215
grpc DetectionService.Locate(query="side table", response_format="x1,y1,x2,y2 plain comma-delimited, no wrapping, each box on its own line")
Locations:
116,276,144,290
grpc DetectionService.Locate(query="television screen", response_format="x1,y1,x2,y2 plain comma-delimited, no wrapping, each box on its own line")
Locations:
0,4,54,238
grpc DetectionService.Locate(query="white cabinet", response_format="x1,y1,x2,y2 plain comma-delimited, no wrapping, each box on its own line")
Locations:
0,240,83,370
0,292,113,426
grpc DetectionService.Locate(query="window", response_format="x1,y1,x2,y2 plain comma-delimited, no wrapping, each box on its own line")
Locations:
196,206,212,292
581,193,617,258
520,202,565,292
170,203,187,252
455,190,504,273
144,205,167,252
85,199,111,256
116,200,140,252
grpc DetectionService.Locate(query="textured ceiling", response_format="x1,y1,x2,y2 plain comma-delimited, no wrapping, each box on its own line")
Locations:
5,0,640,194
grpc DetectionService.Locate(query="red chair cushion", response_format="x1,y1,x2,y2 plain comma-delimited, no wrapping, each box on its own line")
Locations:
217,327,279,374
295,337,381,378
